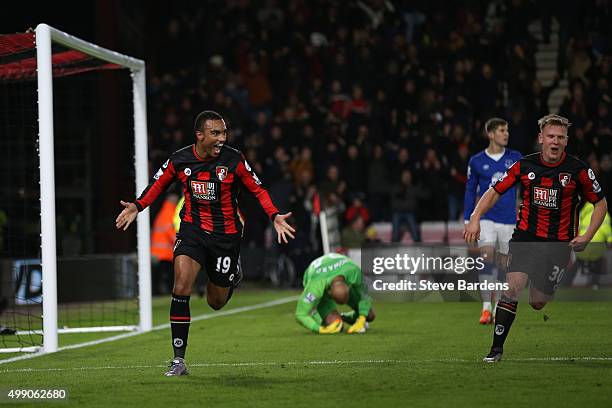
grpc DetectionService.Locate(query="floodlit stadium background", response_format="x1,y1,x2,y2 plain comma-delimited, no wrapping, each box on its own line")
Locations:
4,1,610,288
0,2,611,406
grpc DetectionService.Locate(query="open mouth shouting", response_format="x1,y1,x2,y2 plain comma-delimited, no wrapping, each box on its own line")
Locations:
213,143,224,155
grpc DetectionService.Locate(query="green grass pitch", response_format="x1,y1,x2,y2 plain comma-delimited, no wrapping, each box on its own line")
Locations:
0,289,611,407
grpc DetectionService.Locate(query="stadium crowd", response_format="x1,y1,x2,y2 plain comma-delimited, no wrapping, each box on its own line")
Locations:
144,0,612,273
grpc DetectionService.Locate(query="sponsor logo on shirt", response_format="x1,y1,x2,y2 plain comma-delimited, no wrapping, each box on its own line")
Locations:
532,186,560,209
304,292,316,304
191,180,218,201
153,168,163,180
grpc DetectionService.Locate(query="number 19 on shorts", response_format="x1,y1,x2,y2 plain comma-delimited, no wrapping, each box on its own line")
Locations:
216,256,231,274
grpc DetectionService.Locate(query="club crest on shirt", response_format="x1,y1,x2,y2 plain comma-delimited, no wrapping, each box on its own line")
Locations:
505,159,514,168
216,166,228,181
559,173,571,187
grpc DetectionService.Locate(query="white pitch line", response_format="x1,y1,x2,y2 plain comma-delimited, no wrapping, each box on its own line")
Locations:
1,357,612,374
0,295,299,366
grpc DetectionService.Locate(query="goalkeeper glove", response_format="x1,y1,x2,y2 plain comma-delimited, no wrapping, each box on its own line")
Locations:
318,318,343,334
347,315,367,334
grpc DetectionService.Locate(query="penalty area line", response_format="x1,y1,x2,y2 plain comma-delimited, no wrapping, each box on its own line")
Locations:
0,295,299,366
2,356,612,374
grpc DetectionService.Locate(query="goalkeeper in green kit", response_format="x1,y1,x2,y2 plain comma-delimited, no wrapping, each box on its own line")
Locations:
295,253,375,334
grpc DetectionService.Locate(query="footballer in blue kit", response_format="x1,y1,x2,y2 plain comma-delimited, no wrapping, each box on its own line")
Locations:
464,118,522,324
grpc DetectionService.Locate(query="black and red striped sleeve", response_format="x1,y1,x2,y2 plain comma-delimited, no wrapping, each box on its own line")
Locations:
134,158,177,212
577,167,605,204
236,157,279,220
492,160,521,195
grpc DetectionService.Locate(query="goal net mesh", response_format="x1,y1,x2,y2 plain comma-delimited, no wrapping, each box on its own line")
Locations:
0,31,141,354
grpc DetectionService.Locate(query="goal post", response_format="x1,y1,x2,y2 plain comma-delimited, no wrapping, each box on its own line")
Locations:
3,24,152,354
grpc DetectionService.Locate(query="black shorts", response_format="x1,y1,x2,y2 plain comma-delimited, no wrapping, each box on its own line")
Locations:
508,239,571,295
173,222,241,288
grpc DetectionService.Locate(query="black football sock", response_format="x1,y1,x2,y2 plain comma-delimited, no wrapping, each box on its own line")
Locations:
170,293,190,359
492,295,518,349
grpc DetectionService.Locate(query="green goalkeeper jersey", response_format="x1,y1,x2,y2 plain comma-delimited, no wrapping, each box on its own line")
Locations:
295,253,372,332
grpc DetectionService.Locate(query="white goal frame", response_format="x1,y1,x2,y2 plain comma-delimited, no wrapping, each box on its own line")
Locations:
33,24,151,354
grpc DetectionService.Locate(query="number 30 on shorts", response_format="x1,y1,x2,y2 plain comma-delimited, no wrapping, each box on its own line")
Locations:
216,256,232,274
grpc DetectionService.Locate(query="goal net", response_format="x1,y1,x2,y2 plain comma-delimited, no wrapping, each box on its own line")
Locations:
0,24,151,357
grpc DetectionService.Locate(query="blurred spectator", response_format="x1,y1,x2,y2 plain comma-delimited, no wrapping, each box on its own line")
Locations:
341,213,367,249
525,76,559,125
566,37,593,85
419,148,449,221
342,144,367,194
142,1,610,261
367,144,390,221
391,147,415,184
391,170,427,242
241,52,273,117
448,143,470,221
289,146,314,184
319,164,346,208
344,193,371,227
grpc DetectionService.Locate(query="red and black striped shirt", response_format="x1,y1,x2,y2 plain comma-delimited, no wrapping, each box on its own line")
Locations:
135,144,279,235
492,152,605,241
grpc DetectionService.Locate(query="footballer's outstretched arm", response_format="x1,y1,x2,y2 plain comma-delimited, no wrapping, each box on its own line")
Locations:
464,160,520,242
463,188,501,243
116,157,176,231
236,156,295,243
115,201,139,231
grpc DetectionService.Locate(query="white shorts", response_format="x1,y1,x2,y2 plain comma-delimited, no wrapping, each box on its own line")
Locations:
478,220,514,255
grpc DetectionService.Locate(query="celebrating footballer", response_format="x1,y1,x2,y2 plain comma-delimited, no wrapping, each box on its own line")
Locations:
464,114,608,362
115,110,295,376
